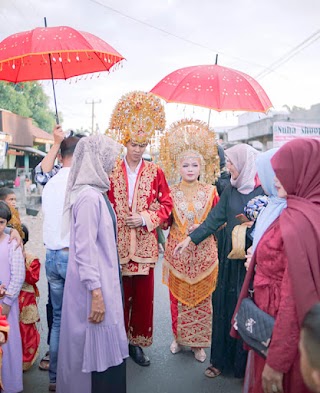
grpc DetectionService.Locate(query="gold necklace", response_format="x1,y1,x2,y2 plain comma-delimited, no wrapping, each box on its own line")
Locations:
179,180,198,202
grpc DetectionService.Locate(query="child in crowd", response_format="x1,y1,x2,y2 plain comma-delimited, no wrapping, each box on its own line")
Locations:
19,224,41,371
0,200,25,393
0,187,24,240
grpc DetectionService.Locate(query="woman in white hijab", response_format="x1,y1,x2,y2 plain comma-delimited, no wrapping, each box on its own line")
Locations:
57,135,128,393
174,144,264,379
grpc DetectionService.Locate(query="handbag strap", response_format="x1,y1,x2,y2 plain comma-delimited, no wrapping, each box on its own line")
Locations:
248,277,254,298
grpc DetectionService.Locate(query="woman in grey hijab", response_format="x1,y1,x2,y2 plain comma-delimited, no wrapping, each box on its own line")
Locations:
57,135,128,393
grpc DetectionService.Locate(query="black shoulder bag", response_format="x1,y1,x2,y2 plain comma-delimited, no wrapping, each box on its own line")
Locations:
233,279,275,358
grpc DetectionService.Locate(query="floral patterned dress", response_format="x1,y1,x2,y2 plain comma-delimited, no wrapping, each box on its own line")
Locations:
19,253,40,371
163,181,219,347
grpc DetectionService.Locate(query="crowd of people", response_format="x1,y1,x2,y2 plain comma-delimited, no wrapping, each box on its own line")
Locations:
0,90,320,393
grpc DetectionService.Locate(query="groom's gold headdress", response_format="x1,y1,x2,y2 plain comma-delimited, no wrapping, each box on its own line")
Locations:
107,91,165,145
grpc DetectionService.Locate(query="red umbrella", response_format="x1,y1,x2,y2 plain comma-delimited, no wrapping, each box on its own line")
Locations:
150,64,272,113
0,21,124,123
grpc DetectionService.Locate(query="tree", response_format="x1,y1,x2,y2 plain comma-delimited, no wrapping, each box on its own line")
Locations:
0,81,59,132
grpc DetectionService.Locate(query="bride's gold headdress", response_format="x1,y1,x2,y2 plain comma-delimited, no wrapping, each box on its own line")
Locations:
159,119,220,184
107,91,165,145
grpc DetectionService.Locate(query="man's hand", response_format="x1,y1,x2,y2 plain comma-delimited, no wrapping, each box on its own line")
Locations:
173,236,191,257
125,213,143,228
53,124,65,145
41,124,64,173
89,288,105,324
1,304,11,317
262,364,284,393
9,229,22,250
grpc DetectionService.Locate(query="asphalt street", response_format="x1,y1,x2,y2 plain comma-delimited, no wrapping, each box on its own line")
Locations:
20,207,242,393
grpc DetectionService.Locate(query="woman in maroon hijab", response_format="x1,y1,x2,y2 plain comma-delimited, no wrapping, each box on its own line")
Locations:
232,138,320,393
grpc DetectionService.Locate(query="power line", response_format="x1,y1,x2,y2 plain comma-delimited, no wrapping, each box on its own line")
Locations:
89,0,320,82
255,29,320,80
88,0,267,70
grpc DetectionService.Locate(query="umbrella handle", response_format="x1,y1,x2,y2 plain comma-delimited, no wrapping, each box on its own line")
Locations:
44,17,59,125
48,57,60,125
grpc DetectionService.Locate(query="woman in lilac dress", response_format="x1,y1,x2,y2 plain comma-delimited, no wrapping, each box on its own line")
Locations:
0,201,25,393
57,135,128,393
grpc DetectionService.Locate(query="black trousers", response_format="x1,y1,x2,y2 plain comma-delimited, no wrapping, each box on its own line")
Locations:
91,360,126,393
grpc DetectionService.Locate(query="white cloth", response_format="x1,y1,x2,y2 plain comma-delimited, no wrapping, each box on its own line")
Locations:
124,157,143,207
42,167,70,250
124,157,146,226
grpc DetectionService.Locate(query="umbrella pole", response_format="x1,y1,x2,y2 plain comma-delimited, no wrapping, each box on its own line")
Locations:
44,17,60,124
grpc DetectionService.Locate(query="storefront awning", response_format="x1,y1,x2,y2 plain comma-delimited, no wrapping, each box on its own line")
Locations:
9,145,46,157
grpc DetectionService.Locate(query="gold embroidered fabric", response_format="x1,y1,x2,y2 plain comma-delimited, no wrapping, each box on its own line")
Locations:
19,304,40,325
172,181,216,237
22,347,39,371
164,262,217,308
176,296,212,347
122,262,154,276
163,182,219,307
127,332,153,347
110,160,161,265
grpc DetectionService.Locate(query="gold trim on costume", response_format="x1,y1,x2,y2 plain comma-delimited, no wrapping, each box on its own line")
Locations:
19,304,40,324
111,160,160,265
128,333,153,347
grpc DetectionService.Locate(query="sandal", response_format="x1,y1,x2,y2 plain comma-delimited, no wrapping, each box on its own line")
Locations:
204,365,221,378
39,351,50,371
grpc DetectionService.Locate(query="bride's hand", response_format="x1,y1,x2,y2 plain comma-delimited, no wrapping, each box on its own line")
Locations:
173,236,191,257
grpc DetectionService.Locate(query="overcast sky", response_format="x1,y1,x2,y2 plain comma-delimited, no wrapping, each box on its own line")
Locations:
0,0,319,132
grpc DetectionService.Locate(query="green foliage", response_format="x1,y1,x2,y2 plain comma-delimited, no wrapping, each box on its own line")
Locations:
0,81,59,132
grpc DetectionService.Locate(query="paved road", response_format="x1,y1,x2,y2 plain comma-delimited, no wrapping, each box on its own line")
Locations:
20,207,242,393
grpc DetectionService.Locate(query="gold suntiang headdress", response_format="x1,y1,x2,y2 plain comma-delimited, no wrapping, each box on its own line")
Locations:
107,91,165,145
159,119,220,184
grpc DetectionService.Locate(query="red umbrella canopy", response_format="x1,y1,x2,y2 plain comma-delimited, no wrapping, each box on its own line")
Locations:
150,64,272,113
0,26,124,82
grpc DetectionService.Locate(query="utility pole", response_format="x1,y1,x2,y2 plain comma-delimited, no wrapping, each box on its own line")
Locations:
86,99,102,134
